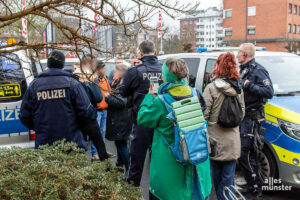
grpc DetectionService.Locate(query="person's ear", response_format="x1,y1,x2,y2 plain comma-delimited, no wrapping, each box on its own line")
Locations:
139,51,143,58
154,51,157,56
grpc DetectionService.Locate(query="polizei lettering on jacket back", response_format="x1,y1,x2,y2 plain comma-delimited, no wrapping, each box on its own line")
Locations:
142,72,162,81
37,89,66,101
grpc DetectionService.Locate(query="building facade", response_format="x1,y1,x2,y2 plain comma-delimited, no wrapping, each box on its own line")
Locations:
180,7,224,50
223,0,300,51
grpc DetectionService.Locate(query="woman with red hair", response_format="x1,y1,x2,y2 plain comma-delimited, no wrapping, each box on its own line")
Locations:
203,52,245,200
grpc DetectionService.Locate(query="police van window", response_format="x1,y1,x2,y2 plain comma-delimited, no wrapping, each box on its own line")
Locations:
0,53,27,103
203,59,216,90
181,58,200,87
105,62,115,77
64,62,75,72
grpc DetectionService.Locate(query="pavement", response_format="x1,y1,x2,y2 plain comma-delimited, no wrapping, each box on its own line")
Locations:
104,140,300,200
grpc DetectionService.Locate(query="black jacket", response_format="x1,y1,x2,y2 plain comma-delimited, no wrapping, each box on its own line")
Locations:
81,82,103,120
240,59,274,111
119,56,162,121
105,80,132,141
20,68,94,150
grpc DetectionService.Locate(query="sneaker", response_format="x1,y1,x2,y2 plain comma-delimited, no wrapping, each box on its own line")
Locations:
107,152,116,158
91,154,100,161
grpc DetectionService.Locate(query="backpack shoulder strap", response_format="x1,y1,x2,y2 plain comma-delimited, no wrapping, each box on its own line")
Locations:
189,87,198,97
158,94,176,123
158,94,173,113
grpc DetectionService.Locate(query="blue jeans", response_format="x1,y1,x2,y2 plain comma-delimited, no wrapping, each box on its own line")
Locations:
115,140,129,171
211,160,236,200
91,111,107,156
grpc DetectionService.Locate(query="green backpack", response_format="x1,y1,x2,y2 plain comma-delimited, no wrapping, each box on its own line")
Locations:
158,87,209,165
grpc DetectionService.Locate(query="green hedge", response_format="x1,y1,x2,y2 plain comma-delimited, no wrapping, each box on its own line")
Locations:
0,141,142,200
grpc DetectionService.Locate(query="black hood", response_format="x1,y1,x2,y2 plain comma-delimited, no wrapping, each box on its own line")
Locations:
224,79,242,94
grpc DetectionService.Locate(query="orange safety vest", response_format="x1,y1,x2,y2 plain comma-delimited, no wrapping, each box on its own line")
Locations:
97,76,110,111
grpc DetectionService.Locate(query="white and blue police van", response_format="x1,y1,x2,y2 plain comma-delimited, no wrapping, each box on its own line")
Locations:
0,46,35,148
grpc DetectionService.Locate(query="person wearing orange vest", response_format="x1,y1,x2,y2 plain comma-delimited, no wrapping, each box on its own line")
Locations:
90,61,114,160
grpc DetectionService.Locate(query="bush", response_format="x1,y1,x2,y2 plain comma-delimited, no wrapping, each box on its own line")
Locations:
0,141,142,200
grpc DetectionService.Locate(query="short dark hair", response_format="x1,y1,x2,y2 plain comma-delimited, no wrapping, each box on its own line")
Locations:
95,61,105,70
139,41,156,54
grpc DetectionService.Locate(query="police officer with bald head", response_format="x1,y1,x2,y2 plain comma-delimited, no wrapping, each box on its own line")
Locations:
20,51,95,150
237,43,274,200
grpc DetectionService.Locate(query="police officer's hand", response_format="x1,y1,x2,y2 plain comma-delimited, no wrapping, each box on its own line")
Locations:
244,80,250,87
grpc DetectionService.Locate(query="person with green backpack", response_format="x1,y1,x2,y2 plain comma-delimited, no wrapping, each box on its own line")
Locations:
137,58,212,200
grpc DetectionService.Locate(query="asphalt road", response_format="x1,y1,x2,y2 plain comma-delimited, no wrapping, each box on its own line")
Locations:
105,140,299,200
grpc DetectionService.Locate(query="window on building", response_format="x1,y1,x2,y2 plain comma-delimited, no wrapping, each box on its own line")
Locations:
183,21,188,25
206,32,209,35
295,5,298,14
224,28,232,36
298,25,300,34
212,18,214,22
206,25,209,28
224,9,232,18
212,38,214,41
248,6,256,16
288,24,291,33
190,21,193,24
293,24,297,33
289,4,292,14
212,45,214,47
248,26,256,35
212,25,214,28
217,23,223,27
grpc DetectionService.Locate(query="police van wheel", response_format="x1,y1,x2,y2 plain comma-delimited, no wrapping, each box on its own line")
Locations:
257,147,278,188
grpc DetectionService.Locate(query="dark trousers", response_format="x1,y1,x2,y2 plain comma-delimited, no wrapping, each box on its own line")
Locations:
80,119,109,161
239,116,260,190
211,160,236,200
126,123,154,187
115,140,130,171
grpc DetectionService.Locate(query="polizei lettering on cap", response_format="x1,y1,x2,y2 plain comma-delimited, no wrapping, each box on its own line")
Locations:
37,89,66,101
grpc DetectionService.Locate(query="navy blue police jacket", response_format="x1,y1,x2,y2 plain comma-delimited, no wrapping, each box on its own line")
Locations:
240,59,274,111
20,68,95,150
119,56,162,121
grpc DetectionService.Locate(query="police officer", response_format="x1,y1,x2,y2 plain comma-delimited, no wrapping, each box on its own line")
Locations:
119,41,162,186
20,51,95,150
237,43,274,199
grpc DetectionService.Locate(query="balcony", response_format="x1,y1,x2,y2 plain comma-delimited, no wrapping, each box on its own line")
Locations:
196,41,205,45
